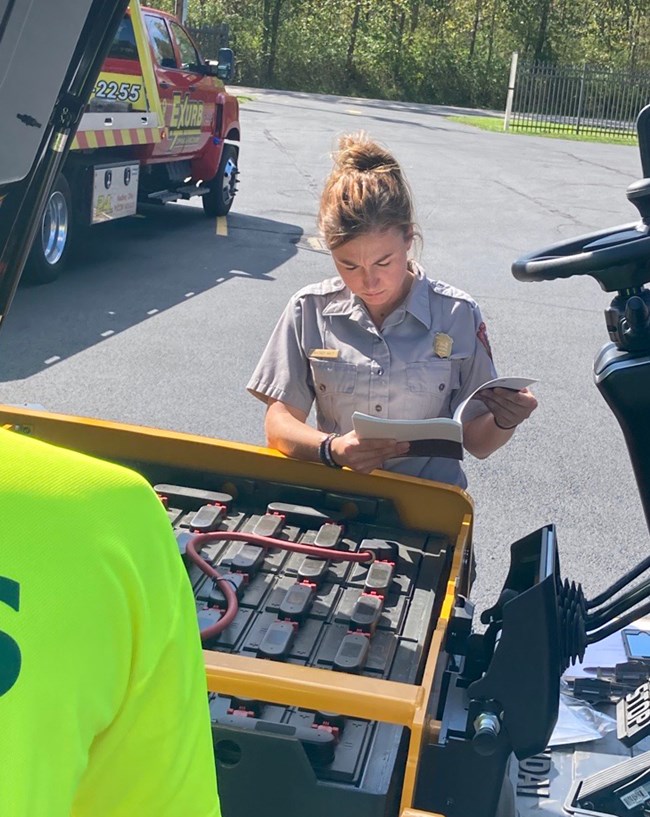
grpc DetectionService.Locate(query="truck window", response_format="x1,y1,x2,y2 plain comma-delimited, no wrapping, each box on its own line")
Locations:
108,17,138,61
145,15,177,69
170,22,201,71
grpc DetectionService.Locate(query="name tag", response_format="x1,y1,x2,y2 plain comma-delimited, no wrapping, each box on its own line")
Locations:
310,348,340,360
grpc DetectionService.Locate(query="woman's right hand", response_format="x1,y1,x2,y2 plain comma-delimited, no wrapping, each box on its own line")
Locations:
330,431,410,474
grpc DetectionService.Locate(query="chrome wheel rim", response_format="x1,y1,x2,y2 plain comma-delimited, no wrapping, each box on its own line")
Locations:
221,157,237,206
41,190,68,266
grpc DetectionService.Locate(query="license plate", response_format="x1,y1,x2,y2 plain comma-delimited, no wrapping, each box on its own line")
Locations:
91,162,139,224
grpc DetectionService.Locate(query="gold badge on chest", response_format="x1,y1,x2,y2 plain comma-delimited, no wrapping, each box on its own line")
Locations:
433,333,453,359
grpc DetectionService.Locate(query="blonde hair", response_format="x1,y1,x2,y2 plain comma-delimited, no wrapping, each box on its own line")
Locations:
318,132,417,250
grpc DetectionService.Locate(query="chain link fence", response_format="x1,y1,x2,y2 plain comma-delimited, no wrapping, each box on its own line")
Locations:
505,56,650,139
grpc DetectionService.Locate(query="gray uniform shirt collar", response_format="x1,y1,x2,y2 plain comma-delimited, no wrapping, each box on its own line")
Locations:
321,262,432,330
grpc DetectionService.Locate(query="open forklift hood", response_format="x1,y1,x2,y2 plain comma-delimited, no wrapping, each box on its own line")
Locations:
0,0,128,326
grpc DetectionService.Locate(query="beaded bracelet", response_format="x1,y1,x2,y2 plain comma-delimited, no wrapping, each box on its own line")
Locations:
318,433,342,468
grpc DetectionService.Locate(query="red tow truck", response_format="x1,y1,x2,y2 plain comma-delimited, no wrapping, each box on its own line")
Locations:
27,1,240,283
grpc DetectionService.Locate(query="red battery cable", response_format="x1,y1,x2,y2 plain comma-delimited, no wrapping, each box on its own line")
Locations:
185,530,375,641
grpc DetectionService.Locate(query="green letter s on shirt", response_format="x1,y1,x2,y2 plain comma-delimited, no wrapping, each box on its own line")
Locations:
0,577,21,696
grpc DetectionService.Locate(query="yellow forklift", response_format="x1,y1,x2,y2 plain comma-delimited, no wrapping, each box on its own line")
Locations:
2,3,650,816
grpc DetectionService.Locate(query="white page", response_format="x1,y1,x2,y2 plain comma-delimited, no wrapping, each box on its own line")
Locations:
352,412,459,442
353,375,537,442
453,376,538,423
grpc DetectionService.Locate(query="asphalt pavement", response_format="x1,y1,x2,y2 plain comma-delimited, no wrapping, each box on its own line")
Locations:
1,87,647,615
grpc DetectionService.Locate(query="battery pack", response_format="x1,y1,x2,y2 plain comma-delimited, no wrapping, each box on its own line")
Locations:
163,473,450,817
182,478,451,817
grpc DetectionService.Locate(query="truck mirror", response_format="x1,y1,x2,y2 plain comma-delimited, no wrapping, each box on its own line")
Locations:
216,47,234,81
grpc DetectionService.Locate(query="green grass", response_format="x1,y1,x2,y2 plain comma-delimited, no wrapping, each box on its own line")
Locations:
235,94,255,104
448,114,638,145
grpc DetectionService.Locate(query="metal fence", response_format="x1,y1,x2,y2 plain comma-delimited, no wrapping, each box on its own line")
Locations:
505,55,650,139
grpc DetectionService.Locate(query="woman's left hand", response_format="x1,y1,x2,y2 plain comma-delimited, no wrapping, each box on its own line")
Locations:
479,387,538,430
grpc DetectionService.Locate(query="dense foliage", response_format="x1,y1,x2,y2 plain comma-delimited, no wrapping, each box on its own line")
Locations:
154,0,650,109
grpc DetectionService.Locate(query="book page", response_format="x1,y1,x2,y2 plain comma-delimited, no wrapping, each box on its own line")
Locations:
452,376,538,424
352,412,460,442
351,412,463,459
351,375,537,461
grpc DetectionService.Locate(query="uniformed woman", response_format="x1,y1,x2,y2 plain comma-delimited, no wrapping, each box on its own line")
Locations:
247,133,537,487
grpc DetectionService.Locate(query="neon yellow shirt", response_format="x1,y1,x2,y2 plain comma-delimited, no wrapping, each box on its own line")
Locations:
0,429,220,817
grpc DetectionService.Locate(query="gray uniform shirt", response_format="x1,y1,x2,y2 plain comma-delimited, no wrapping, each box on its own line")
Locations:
247,264,498,488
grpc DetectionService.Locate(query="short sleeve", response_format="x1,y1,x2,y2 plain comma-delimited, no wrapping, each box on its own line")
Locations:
0,431,220,817
247,295,316,415
450,303,498,423
71,481,221,817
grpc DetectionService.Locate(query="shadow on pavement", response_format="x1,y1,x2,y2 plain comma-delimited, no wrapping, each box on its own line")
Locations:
0,205,302,381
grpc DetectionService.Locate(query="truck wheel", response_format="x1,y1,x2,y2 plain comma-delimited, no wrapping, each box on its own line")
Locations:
202,145,238,218
24,174,74,284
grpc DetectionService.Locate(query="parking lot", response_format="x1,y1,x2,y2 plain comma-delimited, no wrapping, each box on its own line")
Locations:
1,87,646,613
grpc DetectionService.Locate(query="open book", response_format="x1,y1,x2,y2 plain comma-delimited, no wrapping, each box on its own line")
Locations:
352,376,537,460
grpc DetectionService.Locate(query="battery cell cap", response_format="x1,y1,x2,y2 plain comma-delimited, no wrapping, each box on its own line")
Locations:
257,620,295,660
297,557,329,586
279,582,315,623
334,633,369,673
350,592,383,634
189,503,226,532
266,502,329,528
364,561,395,596
252,514,285,537
313,523,344,550
231,544,265,577
154,484,233,511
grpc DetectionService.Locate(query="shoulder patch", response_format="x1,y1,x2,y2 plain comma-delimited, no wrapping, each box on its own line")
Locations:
477,321,493,360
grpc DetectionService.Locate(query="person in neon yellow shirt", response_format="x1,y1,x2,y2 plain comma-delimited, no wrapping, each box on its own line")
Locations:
0,427,221,817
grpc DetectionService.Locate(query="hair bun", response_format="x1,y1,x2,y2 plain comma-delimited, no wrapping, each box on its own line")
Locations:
335,132,398,174
319,131,416,250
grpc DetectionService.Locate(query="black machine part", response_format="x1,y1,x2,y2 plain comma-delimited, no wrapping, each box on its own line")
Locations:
420,506,650,817
416,526,562,816
0,0,131,326
594,344,650,535
512,103,650,535
470,525,563,760
512,106,650,295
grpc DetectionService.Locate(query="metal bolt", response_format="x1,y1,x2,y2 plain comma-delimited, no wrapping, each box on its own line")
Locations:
472,711,501,756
